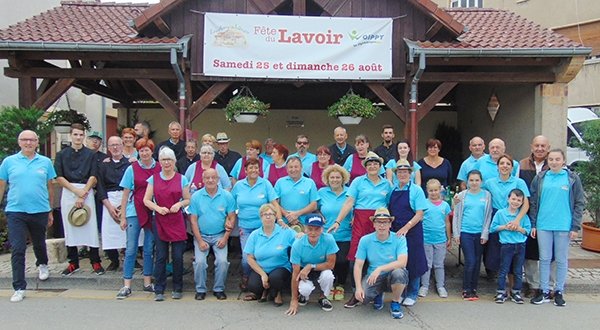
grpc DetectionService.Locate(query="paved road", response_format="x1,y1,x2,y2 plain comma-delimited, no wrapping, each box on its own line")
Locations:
2,289,599,329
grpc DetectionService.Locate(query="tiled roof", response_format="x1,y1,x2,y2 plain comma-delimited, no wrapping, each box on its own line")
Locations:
408,0,464,36
0,1,178,45
416,8,583,49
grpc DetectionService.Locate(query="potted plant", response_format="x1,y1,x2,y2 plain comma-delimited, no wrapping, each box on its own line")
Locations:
327,90,381,125
223,86,270,123
576,119,600,252
41,109,91,134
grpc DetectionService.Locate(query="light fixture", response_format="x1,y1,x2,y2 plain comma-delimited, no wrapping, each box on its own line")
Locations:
487,93,500,122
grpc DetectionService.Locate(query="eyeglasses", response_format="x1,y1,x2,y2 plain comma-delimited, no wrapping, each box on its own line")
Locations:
108,144,123,148
261,212,276,217
200,152,212,155
296,141,309,145
18,138,38,143
373,220,391,226
159,159,174,162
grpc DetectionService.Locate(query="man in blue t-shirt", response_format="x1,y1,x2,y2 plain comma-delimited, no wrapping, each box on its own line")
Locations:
350,207,409,319
286,214,338,316
0,130,57,303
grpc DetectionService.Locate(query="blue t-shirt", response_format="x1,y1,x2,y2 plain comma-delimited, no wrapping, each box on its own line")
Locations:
483,176,530,210
231,177,278,229
457,154,486,182
537,170,571,231
491,208,531,244
260,152,273,165
274,176,319,224
474,154,520,182
318,186,352,242
347,175,392,209
119,160,157,218
0,152,56,213
423,200,451,244
461,190,488,234
187,187,236,235
229,157,270,180
385,159,420,186
244,225,297,273
290,233,339,267
355,232,407,276
288,152,317,176
184,162,231,190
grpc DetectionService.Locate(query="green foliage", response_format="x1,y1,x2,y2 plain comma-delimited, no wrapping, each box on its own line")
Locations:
576,120,600,226
224,95,270,123
327,93,381,119
0,106,51,162
40,109,91,132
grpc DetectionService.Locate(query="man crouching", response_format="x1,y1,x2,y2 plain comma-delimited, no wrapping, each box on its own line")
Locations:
354,207,409,319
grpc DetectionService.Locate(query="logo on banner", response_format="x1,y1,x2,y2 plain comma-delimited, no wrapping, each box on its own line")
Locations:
348,30,386,47
211,25,249,48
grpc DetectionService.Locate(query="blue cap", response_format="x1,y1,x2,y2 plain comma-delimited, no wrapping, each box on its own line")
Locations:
305,213,325,227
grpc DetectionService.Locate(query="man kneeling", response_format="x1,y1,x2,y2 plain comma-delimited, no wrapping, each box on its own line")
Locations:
354,207,409,319
286,214,338,315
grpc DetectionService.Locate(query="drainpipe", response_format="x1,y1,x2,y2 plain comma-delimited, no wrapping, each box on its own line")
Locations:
410,52,426,158
170,48,186,132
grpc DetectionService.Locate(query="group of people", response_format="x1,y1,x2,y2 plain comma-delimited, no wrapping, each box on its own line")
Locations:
0,121,584,318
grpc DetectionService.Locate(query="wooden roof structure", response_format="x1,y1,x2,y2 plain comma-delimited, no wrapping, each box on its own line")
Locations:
0,0,591,144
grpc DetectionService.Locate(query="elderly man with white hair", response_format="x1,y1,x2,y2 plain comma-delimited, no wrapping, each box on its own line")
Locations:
184,144,232,192
474,138,519,182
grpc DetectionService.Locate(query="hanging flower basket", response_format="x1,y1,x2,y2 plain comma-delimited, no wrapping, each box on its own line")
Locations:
327,90,381,125
224,86,270,123
40,109,91,133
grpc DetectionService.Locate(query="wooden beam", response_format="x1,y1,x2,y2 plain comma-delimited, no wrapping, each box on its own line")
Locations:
554,56,586,83
248,0,285,14
37,79,55,98
293,0,306,15
154,17,171,34
189,82,232,122
5,67,177,80
32,78,75,110
425,21,443,40
420,72,556,83
366,83,407,123
135,79,179,120
417,82,458,122
18,77,36,108
314,0,350,17
426,57,561,67
73,81,131,104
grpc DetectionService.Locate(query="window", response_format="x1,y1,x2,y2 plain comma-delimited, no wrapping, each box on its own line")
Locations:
450,0,483,7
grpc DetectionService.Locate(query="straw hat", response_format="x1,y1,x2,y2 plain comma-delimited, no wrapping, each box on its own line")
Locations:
68,205,91,227
369,207,395,222
362,151,383,167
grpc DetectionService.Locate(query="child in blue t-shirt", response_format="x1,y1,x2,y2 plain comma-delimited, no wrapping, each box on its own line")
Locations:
419,179,451,298
490,188,531,304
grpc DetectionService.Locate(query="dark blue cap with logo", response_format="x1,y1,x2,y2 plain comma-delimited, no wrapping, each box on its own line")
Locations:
305,213,325,227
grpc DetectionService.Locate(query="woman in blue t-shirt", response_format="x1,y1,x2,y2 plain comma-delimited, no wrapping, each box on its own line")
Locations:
529,149,584,307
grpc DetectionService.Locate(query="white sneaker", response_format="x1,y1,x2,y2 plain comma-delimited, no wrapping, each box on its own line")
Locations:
418,287,428,297
10,290,25,302
437,287,448,298
38,264,49,281
402,297,416,306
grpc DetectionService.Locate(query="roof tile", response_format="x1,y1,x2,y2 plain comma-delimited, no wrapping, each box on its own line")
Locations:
417,8,582,49
0,1,178,45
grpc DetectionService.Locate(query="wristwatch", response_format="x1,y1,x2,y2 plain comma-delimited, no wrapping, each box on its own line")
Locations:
311,264,317,269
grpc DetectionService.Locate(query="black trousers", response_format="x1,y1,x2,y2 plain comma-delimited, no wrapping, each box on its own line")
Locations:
67,246,101,265
247,267,291,298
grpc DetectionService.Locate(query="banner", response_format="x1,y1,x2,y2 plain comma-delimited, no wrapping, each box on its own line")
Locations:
203,13,393,80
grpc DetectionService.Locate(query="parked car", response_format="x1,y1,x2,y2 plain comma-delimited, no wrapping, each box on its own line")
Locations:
567,107,599,167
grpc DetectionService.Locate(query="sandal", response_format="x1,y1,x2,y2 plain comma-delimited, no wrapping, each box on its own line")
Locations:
243,293,257,301
239,275,249,291
273,292,283,307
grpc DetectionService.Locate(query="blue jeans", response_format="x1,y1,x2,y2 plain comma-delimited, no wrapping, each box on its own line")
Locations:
363,268,409,303
153,236,186,294
6,212,49,290
193,233,230,293
239,227,258,277
537,230,570,292
460,232,484,292
497,243,525,293
403,277,421,301
123,216,154,280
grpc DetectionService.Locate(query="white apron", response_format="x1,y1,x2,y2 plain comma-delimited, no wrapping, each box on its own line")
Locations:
101,191,126,250
61,183,99,247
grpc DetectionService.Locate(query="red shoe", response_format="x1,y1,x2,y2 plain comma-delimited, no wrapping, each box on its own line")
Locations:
61,263,80,276
92,262,105,276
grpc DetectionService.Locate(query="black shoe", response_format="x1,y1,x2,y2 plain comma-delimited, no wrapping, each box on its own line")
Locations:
78,248,89,259
143,284,154,293
195,292,206,300
531,291,551,305
494,292,507,304
553,291,566,307
511,292,524,304
106,261,119,272
344,295,361,308
298,295,308,306
319,297,333,312
213,291,227,300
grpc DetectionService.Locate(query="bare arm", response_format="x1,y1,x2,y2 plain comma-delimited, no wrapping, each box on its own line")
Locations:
119,188,131,230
